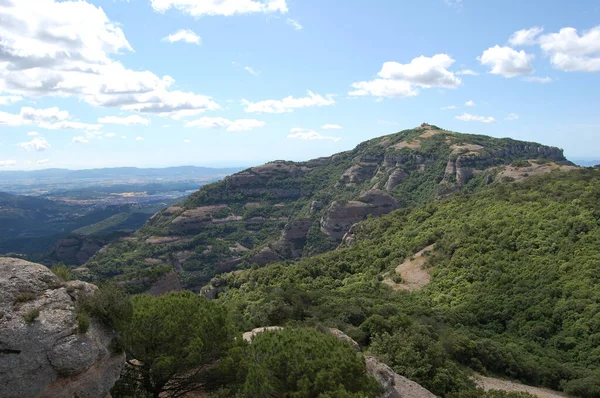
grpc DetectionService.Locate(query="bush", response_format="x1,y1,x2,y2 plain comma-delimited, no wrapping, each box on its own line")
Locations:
51,264,71,282
77,283,132,330
116,292,233,397
23,308,40,323
14,291,36,303
76,312,90,334
564,374,600,398
241,328,382,398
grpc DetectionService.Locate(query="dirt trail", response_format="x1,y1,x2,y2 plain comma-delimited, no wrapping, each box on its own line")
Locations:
475,375,566,398
383,244,435,291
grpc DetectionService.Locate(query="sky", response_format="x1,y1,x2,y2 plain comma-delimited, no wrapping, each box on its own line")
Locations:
0,0,599,170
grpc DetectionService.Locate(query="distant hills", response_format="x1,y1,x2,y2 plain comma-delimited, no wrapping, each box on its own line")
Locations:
0,166,242,260
572,159,600,167
0,166,242,183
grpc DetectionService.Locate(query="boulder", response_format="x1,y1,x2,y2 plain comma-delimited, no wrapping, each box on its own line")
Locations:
0,258,124,398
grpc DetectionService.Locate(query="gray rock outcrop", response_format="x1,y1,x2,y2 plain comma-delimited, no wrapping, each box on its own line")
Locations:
321,190,400,240
0,258,124,398
52,237,104,265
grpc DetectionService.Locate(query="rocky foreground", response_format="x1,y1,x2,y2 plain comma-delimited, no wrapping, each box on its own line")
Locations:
0,258,124,398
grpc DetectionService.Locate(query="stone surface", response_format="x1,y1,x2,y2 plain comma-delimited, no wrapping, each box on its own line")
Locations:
321,190,400,240
52,237,104,265
0,257,125,398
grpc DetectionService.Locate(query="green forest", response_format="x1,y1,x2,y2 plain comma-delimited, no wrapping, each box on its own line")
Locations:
76,167,600,397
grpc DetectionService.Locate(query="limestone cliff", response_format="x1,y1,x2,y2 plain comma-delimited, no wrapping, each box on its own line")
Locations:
0,258,124,398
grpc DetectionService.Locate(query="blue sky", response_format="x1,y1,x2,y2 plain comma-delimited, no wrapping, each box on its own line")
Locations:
1,0,599,170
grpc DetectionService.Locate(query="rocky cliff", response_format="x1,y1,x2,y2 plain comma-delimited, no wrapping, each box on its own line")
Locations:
86,124,572,293
0,258,124,398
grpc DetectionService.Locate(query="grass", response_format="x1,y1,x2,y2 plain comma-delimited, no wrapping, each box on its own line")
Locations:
23,308,40,323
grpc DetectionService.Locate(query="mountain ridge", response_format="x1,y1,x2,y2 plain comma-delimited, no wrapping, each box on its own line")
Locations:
85,124,576,293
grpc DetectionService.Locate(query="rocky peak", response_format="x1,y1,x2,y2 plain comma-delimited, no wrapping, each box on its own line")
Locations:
0,258,124,398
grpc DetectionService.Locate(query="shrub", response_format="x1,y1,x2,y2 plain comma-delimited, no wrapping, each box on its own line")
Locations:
77,283,132,330
76,312,90,334
241,328,382,398
51,264,71,282
23,308,40,323
14,291,36,303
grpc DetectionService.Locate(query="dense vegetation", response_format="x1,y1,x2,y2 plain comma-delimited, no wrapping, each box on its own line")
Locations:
103,290,384,398
214,168,600,397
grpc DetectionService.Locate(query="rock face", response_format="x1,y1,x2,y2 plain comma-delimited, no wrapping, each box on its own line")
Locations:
321,190,400,240
52,237,104,265
0,258,124,398
365,356,436,398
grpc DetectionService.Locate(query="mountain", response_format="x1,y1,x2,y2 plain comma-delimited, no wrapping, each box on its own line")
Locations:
86,124,574,293
215,167,600,397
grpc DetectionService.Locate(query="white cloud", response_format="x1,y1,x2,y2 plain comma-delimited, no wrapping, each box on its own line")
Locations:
505,113,519,120
121,136,127,139
27,131,40,136
37,159,50,165
162,29,201,45
539,26,600,72
456,113,496,123
0,0,219,119
245,66,260,76
441,105,457,110
150,0,288,16
349,79,418,98
0,107,103,131
105,132,117,137
286,18,302,30
0,96,23,105
242,91,335,113
184,139,191,143
72,136,89,144
523,76,553,83
18,137,51,152
39,121,102,130
509,27,544,46
349,54,461,98
322,124,343,130
232,62,260,76
136,136,144,141
456,69,479,75
465,100,476,106
287,128,340,142
0,160,17,167
185,117,266,131
120,90,220,119
378,54,461,87
478,45,534,77
98,115,150,125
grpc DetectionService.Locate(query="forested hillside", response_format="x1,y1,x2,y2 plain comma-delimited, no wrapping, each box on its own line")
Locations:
214,168,600,397
86,125,574,293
